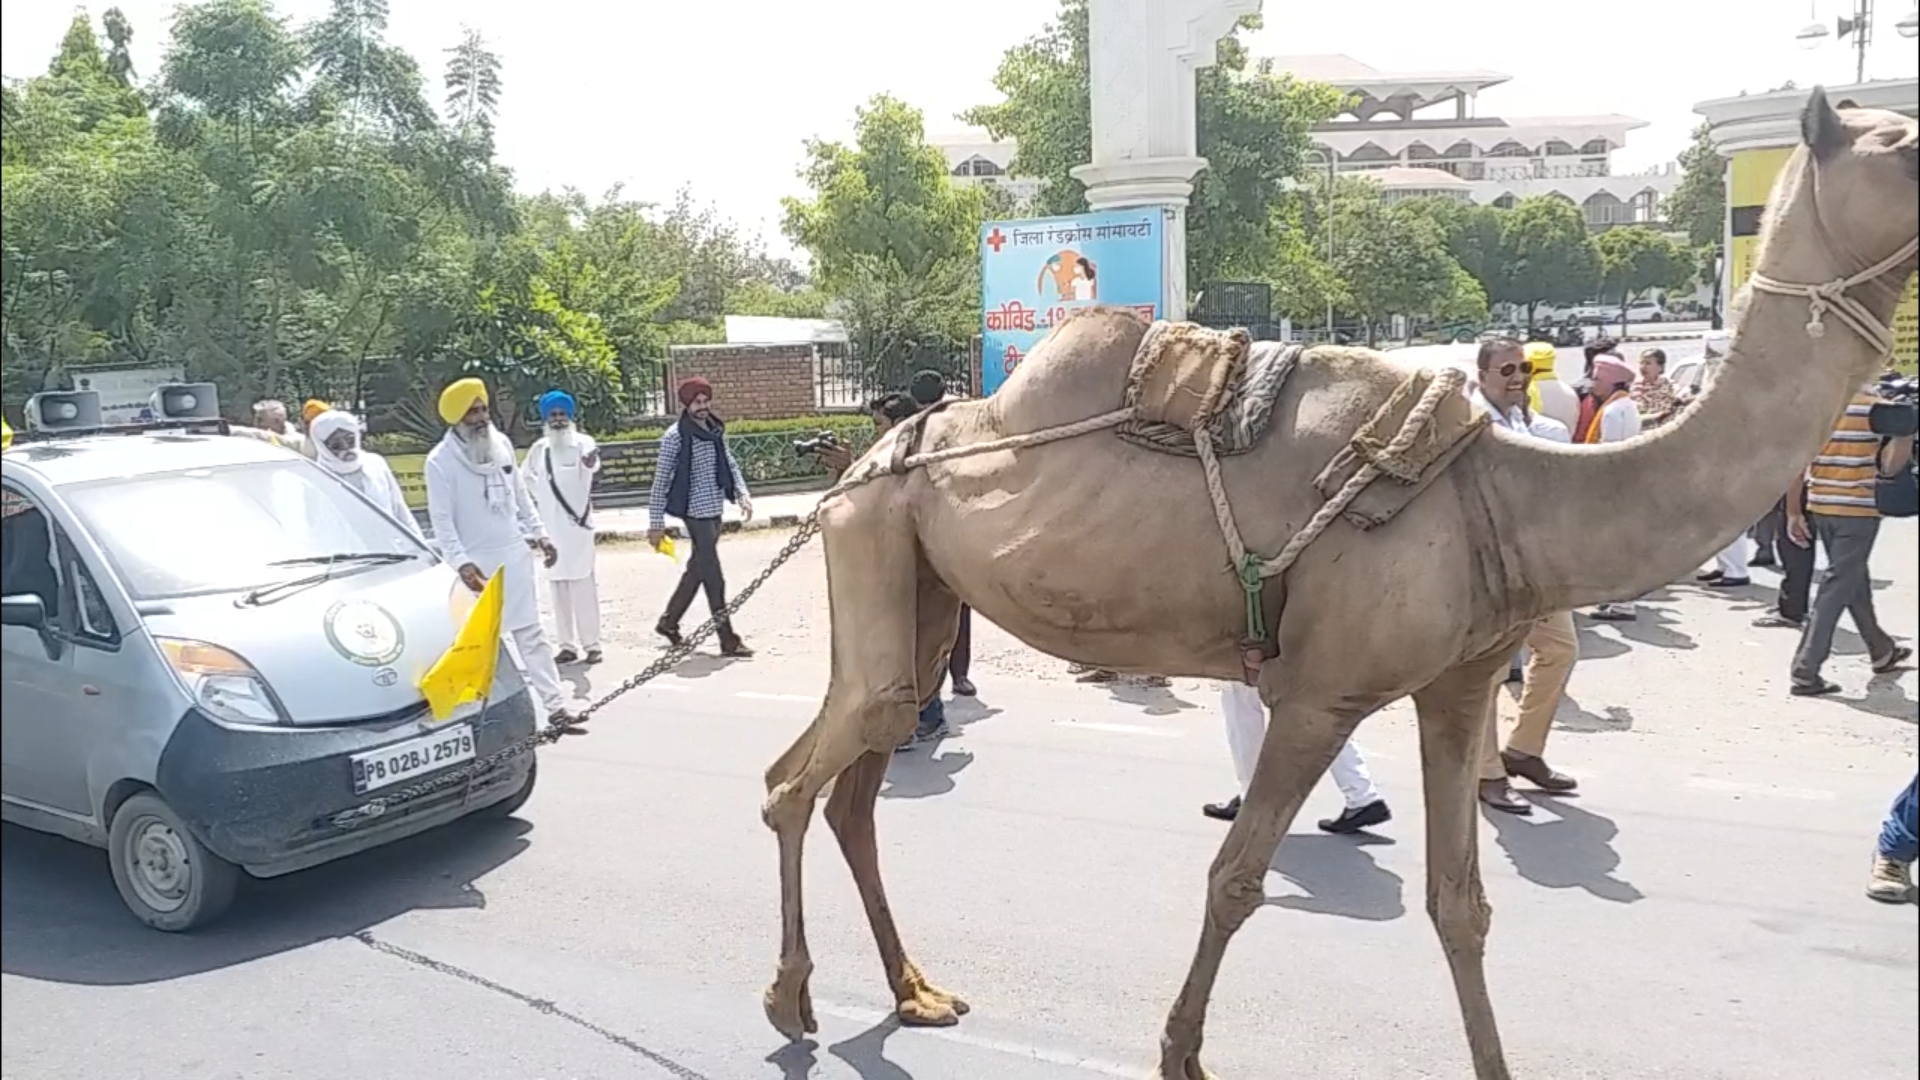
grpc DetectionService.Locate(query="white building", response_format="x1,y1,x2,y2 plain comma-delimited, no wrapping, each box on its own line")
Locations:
1266,54,1679,230
932,132,1045,209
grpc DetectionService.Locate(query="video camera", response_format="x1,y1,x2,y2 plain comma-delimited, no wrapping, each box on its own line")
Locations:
791,430,841,457
1870,372,1919,438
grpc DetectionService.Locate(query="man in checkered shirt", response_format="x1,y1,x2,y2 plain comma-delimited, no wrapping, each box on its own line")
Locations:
647,377,755,658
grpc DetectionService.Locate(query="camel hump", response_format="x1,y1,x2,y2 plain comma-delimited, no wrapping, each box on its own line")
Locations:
1125,321,1252,432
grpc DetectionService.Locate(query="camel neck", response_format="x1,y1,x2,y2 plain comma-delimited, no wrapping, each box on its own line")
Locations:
1490,175,1913,617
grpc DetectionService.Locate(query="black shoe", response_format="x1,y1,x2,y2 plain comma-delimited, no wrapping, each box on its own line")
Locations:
655,620,683,647
553,647,579,665
1749,553,1777,568
1202,796,1241,821
1707,576,1752,588
1790,678,1841,697
1871,644,1913,675
719,637,755,659
1505,666,1524,684
951,676,977,697
1695,569,1724,582
1318,800,1392,834
582,647,603,664
1753,613,1804,629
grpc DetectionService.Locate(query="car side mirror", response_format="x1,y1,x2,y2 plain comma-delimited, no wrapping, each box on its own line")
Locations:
0,594,48,629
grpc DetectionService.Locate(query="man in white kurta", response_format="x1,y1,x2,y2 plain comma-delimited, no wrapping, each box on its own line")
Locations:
309,409,422,541
424,377,572,722
524,389,602,664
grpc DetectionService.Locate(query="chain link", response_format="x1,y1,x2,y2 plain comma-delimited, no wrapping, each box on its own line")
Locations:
331,509,826,829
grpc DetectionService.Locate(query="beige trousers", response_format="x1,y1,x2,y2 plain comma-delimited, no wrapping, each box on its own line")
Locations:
1481,611,1579,781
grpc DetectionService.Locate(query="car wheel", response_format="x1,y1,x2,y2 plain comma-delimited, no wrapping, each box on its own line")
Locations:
107,791,240,932
480,759,538,820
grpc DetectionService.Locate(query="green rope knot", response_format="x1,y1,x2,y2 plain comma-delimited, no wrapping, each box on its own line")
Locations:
1238,552,1266,643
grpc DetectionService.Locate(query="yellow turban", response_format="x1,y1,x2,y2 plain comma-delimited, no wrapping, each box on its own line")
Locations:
437,378,488,426
302,399,329,426
1524,341,1558,415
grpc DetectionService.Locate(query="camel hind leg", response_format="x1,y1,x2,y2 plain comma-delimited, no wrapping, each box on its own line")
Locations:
1411,651,1518,1080
758,493,933,1040
823,554,968,1027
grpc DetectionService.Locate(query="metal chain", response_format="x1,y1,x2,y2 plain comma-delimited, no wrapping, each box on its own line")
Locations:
332,508,826,829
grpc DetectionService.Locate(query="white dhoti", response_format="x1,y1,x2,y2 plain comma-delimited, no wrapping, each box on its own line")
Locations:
1219,681,1381,810
549,576,601,652
1712,533,1753,579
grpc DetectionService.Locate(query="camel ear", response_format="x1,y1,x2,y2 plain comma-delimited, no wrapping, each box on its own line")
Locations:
1801,87,1848,161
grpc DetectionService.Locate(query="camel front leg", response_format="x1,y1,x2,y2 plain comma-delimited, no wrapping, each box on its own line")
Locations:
1158,695,1365,1080
1412,654,1518,1080
761,711,825,1041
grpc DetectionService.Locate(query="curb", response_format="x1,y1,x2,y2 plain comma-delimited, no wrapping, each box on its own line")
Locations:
595,513,806,544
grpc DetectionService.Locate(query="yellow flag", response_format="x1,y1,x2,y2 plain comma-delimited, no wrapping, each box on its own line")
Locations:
653,534,677,561
420,569,504,721
1,418,12,450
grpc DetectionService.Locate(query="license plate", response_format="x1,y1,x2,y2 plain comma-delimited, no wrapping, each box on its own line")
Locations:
350,723,475,795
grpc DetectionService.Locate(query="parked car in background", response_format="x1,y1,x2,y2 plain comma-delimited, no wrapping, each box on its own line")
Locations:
2,393,539,931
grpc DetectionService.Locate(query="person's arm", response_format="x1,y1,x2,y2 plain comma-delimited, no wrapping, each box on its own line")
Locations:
647,427,680,533
1879,435,1914,477
581,434,602,475
522,440,547,510
382,463,424,541
424,456,470,570
511,447,547,542
1785,469,1813,547
726,441,752,506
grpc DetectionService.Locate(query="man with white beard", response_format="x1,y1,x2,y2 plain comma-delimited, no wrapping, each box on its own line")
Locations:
308,409,422,540
524,389,603,665
424,377,575,726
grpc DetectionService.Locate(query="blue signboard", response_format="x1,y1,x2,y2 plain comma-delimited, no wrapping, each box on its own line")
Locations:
978,209,1165,396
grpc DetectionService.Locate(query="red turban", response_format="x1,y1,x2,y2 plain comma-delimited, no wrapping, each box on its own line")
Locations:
676,377,713,408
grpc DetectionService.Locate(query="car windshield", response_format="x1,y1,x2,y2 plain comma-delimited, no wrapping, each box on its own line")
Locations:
60,460,430,600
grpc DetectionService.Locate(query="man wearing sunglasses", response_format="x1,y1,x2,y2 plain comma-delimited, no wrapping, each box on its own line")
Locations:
1469,339,1581,814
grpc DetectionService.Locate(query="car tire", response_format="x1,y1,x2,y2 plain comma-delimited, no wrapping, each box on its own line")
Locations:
107,791,240,933
480,759,538,820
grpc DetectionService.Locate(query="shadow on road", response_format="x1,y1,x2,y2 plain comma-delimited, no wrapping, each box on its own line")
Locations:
1103,680,1199,717
882,748,974,800
1556,696,1635,734
1482,798,1644,904
0,815,532,987
829,1020,916,1080
1576,606,1697,654
1266,833,1406,922
1843,673,1916,724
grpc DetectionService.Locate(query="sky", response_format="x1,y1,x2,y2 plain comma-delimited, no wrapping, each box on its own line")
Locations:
5,0,1918,258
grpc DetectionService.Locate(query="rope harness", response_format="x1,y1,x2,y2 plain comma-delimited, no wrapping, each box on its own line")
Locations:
331,336,1464,824
1747,235,1918,357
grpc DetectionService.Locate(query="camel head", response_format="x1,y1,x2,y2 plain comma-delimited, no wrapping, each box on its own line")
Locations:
1795,87,1919,277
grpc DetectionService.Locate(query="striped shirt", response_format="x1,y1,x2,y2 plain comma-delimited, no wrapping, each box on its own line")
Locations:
1806,389,1884,518
648,424,750,530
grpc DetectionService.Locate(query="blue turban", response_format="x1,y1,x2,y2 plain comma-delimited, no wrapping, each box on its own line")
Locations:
537,390,577,420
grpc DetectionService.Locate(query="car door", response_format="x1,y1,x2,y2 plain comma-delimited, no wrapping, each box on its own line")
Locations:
0,482,127,821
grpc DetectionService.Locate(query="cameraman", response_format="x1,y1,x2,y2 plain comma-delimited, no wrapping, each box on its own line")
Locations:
1783,375,1915,696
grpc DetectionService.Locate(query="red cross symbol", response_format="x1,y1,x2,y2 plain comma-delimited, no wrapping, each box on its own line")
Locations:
985,227,1007,253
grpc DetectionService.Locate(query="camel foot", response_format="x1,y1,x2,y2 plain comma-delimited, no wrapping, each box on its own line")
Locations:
763,963,817,1041
894,963,970,1027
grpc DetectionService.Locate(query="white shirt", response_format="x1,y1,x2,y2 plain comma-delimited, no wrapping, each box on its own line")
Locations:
1532,377,1581,434
1595,395,1642,444
424,432,547,630
524,431,600,582
1475,390,1572,444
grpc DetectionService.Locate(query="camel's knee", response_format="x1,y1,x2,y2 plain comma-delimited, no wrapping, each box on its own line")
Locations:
761,778,819,834
1427,875,1492,948
765,716,821,794
1203,861,1267,935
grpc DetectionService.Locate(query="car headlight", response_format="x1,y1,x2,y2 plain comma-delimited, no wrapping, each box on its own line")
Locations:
156,637,289,726
448,577,478,628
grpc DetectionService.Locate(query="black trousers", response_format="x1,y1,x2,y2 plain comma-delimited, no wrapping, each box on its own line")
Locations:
1762,494,1816,623
950,605,972,681
663,516,736,638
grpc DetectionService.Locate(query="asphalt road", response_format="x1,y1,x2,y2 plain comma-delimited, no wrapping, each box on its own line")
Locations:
4,523,1915,1080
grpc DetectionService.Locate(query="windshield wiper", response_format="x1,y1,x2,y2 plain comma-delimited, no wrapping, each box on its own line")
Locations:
240,556,410,607
266,552,418,567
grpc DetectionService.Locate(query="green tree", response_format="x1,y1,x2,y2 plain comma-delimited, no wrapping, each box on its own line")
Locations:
783,94,984,381
1662,122,1726,250
964,0,1346,288
1497,196,1599,324
1325,182,1485,341
443,27,502,132
1595,225,1692,323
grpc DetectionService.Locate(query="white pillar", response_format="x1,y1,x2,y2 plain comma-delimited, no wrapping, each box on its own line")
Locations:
1069,0,1261,322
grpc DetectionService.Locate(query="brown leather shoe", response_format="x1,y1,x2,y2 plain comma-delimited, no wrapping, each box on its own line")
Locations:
1478,779,1532,815
1501,749,1578,792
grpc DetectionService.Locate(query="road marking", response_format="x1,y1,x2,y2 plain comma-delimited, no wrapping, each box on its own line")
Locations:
736,691,817,703
815,1001,1145,1078
1056,720,1182,738
1685,777,1837,801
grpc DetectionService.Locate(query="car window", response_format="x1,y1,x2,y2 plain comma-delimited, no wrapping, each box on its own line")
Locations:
58,460,430,601
2,485,64,623
68,552,118,644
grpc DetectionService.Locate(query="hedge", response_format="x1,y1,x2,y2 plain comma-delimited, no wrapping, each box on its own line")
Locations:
362,413,875,456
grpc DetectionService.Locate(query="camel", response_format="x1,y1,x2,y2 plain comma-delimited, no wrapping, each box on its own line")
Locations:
757,90,1919,1080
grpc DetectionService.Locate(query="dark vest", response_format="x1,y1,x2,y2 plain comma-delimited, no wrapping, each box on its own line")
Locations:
665,412,737,520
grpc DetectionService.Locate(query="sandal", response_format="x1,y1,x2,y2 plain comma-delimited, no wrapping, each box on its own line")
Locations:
1871,644,1913,675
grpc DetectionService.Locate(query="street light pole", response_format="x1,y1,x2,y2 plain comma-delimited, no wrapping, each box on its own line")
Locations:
1796,0,1919,79
1304,147,1336,341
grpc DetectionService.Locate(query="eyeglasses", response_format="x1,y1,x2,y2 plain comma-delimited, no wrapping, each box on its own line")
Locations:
1495,361,1535,378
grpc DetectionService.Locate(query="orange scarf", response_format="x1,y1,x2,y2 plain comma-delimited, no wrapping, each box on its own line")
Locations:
1579,390,1630,444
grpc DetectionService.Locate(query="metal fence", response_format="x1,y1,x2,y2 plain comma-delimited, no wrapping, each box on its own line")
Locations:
813,342,973,411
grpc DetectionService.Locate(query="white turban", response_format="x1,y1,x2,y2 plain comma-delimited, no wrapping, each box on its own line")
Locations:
309,410,364,474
